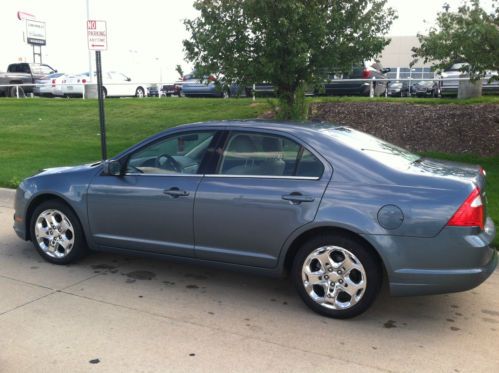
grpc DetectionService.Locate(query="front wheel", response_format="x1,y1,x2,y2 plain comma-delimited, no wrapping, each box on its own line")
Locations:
292,234,382,319
135,87,145,98
30,200,88,264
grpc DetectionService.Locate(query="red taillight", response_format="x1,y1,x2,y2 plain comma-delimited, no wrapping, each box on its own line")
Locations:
447,187,484,230
51,79,56,87
82,79,87,84
362,69,372,79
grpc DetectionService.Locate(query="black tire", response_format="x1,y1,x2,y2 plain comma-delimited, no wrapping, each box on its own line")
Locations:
135,87,145,98
30,200,88,265
292,233,382,319
9,86,25,98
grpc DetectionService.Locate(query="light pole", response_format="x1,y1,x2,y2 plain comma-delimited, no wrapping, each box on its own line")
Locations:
155,57,163,97
86,0,93,82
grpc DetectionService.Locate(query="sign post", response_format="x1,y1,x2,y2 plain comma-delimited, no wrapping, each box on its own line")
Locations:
26,19,46,63
87,20,108,160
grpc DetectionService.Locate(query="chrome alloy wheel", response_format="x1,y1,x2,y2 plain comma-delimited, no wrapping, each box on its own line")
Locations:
34,209,75,259
302,246,367,310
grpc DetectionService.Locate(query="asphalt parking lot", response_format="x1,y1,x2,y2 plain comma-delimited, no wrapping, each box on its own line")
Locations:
0,189,498,372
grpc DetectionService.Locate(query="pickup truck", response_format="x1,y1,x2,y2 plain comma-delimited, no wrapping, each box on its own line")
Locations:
0,63,57,97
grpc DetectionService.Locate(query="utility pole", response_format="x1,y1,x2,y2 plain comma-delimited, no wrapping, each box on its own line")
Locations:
86,0,93,82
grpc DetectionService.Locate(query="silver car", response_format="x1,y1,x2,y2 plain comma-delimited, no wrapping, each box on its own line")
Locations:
13,121,497,318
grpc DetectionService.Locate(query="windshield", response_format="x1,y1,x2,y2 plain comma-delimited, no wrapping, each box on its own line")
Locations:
320,127,420,169
445,63,468,72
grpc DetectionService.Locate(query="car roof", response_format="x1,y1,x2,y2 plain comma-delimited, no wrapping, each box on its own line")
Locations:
174,119,340,135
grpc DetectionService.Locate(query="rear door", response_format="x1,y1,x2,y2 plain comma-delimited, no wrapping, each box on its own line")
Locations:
193,130,332,268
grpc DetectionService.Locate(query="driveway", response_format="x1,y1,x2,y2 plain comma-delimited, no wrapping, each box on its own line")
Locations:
0,188,498,372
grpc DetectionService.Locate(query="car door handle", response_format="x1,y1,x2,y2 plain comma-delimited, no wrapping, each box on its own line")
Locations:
163,188,189,198
281,193,314,204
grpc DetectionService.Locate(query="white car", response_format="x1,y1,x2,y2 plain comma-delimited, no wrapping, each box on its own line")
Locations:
441,63,499,96
56,71,146,98
33,73,65,97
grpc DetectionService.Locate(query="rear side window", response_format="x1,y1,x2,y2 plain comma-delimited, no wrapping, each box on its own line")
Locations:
219,132,323,178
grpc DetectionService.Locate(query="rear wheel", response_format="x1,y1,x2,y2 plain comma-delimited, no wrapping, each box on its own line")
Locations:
292,234,382,318
135,87,145,98
9,86,25,98
30,200,88,264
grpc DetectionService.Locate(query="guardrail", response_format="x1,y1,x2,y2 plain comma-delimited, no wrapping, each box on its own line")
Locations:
0,77,494,99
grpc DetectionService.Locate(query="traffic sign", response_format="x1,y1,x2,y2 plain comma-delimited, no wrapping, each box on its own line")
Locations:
87,20,107,50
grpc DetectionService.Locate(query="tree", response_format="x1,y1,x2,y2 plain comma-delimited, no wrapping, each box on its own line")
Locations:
412,0,499,86
175,64,184,79
183,0,396,119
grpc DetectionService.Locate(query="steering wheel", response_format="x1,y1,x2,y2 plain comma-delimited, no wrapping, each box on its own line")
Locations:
155,154,182,173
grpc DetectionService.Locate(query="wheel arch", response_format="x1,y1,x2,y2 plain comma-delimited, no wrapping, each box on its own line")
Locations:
25,193,83,242
282,226,388,278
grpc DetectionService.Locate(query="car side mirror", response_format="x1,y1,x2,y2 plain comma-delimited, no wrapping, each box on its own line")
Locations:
126,77,131,82
102,160,122,176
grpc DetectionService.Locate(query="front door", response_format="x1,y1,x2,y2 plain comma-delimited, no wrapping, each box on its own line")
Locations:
194,130,332,268
87,130,218,257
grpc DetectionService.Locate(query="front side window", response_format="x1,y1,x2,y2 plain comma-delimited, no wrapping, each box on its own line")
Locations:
126,131,216,175
219,132,323,178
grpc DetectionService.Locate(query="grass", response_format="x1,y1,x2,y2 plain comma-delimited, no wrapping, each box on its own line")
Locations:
0,98,270,187
0,97,497,246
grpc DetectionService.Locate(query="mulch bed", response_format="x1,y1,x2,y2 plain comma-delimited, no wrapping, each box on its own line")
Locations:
308,102,499,157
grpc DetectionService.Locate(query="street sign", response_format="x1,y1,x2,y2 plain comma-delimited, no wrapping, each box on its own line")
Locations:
26,20,46,45
87,20,107,51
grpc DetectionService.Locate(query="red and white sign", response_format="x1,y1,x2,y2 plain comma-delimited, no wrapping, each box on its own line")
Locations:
87,20,107,51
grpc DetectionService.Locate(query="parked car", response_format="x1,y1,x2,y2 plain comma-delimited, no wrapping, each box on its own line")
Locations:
148,84,176,97
33,73,65,97
0,63,56,97
322,61,390,96
147,85,161,97
13,121,496,319
412,80,440,97
387,81,410,97
441,63,499,96
55,71,146,98
180,72,243,98
173,78,184,96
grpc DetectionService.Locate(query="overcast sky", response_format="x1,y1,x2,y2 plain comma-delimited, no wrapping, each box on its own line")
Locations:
0,0,495,82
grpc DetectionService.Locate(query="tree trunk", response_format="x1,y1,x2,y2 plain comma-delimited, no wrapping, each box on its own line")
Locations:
276,83,306,120
458,79,482,99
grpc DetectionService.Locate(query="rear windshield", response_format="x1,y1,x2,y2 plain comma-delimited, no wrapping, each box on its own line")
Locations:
320,127,420,168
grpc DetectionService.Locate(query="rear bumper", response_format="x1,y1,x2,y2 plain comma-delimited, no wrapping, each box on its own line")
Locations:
389,249,497,296
363,217,497,296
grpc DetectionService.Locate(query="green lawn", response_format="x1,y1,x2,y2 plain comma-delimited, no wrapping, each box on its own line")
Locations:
0,97,497,246
0,98,270,187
